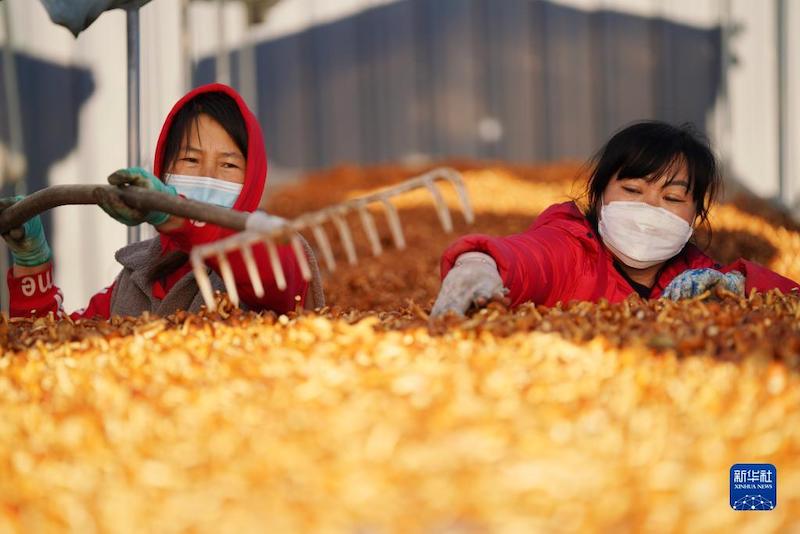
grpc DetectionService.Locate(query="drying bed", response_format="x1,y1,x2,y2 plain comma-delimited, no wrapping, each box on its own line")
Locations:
1,162,798,532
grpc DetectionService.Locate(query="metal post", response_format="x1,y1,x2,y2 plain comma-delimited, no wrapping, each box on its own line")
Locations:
1,0,26,194
239,29,258,117
127,7,141,244
216,0,230,85
0,0,26,314
181,0,193,91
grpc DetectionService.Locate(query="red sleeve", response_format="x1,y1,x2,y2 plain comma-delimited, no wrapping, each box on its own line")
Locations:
440,226,583,307
163,217,309,313
8,265,63,318
69,282,114,320
7,265,114,320
721,259,800,294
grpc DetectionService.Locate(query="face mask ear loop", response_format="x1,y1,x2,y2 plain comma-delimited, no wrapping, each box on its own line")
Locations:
691,212,701,231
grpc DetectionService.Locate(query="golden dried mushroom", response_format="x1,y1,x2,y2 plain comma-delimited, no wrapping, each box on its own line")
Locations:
1,162,799,533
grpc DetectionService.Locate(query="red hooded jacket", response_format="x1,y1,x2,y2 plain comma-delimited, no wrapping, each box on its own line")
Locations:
440,202,799,307
8,83,308,319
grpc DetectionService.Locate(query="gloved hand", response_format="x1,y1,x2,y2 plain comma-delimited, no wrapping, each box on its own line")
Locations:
0,196,52,267
97,167,177,226
245,211,290,233
662,268,745,300
430,252,508,317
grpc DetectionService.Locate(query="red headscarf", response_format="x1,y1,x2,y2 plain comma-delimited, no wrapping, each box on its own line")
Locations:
153,83,268,252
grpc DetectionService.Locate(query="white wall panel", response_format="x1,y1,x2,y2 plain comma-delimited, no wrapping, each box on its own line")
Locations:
781,0,800,212
725,0,779,199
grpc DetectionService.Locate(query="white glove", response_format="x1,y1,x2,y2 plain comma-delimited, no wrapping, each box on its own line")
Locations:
245,211,289,233
430,252,507,317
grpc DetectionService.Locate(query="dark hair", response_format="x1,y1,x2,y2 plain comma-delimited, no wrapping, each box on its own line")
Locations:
584,121,721,239
161,91,248,176
149,91,248,284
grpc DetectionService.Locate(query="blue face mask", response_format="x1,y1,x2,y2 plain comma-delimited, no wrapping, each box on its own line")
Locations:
164,174,243,208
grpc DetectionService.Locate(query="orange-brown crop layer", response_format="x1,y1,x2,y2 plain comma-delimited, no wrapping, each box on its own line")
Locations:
0,161,798,532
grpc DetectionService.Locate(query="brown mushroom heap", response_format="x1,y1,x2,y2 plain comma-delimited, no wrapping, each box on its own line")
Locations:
0,162,798,533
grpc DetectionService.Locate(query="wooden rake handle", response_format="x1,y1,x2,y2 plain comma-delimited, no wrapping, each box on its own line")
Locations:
0,185,250,235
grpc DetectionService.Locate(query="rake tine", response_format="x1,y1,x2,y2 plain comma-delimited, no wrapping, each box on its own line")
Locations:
331,212,357,265
289,234,312,281
217,252,240,307
424,178,453,233
381,199,406,250
241,243,265,298
264,237,287,291
443,170,475,224
191,249,217,312
311,224,336,272
357,205,382,256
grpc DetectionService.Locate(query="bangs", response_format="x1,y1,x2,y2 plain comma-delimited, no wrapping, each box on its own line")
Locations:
162,92,248,175
616,149,694,192
584,121,721,235
175,114,202,153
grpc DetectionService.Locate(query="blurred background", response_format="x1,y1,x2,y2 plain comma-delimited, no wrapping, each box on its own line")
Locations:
0,0,798,311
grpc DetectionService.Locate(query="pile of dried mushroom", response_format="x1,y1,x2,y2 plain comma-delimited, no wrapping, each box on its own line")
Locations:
0,162,798,532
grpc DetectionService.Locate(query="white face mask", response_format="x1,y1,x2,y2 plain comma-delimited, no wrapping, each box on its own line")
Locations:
164,173,242,208
598,200,693,269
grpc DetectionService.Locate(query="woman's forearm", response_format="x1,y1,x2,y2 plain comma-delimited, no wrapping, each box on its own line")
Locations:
13,261,51,277
155,215,186,233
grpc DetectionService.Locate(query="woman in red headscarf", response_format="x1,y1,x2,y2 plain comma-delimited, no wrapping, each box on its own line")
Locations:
4,84,308,319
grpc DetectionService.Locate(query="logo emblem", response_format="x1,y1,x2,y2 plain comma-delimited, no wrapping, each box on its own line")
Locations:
730,464,776,511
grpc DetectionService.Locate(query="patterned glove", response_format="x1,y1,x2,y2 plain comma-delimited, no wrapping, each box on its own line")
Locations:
97,167,177,226
431,252,508,317
662,268,745,300
0,195,52,267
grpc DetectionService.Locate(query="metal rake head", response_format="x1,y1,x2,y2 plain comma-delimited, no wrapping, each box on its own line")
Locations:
190,167,474,311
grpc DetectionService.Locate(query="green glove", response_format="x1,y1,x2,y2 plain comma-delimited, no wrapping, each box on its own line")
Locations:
0,195,52,267
98,167,177,226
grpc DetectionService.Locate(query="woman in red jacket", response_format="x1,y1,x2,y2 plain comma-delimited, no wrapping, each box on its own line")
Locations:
2,83,308,319
432,121,799,316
